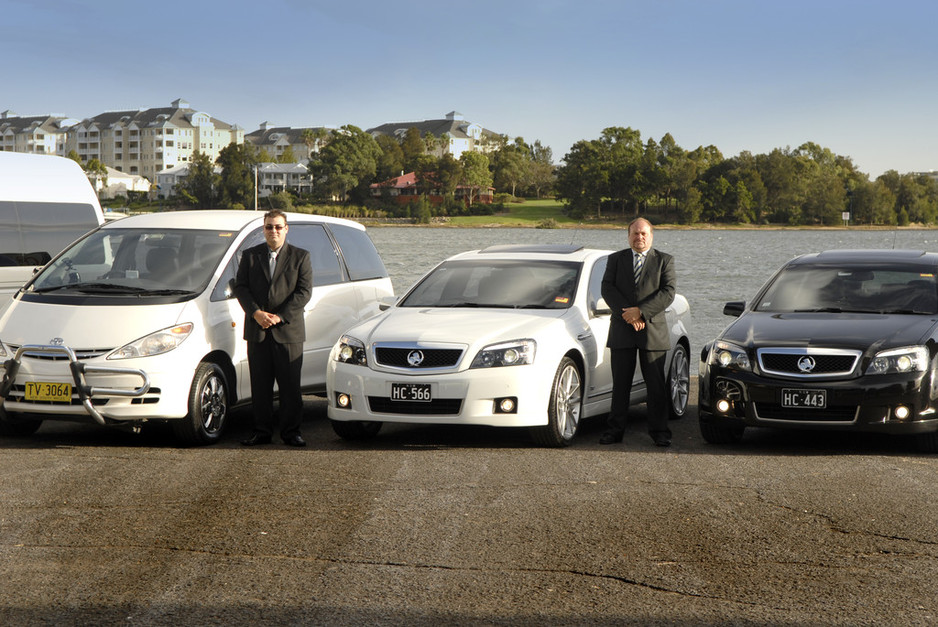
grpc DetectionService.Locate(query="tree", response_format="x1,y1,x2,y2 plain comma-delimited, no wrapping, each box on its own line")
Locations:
375,134,405,181
83,158,108,194
307,125,381,203
459,151,492,206
401,127,425,173
555,139,607,218
216,143,256,209
181,150,217,209
278,145,297,164
300,127,330,159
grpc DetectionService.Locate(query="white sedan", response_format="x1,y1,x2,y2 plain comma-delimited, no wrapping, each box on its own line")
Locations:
327,244,691,446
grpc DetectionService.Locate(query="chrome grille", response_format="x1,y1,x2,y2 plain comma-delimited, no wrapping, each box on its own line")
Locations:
757,348,860,378
6,345,112,361
374,345,464,369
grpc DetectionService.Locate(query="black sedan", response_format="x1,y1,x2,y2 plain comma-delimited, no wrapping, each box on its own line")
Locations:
698,249,938,452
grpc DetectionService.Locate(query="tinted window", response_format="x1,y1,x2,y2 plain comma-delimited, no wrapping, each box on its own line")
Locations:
588,255,608,311
400,259,580,309
289,224,343,286
0,200,100,266
330,223,388,281
756,265,938,314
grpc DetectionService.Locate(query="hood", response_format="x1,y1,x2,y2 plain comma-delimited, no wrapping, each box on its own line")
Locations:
0,299,191,349
722,311,938,351
348,307,565,347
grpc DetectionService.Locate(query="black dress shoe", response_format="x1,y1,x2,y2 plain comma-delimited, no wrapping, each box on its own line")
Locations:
283,434,307,447
653,436,672,447
599,432,624,445
241,433,272,446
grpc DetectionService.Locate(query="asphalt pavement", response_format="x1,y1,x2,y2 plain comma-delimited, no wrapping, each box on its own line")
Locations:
1,381,936,625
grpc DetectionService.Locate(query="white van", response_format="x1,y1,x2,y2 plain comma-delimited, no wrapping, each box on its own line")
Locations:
0,210,393,444
0,152,105,304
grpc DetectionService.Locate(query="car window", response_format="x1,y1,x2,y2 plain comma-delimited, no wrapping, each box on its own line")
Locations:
588,256,608,312
31,228,231,296
329,223,388,281
401,259,580,309
211,229,265,301
756,266,938,314
0,200,100,266
289,223,344,286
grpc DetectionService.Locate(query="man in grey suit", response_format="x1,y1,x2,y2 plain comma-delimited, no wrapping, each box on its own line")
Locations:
235,210,313,447
600,217,676,447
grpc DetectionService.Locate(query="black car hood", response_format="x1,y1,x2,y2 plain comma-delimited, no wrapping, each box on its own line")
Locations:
721,312,938,351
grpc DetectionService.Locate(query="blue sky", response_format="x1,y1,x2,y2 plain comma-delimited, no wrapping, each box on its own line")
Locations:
5,0,936,177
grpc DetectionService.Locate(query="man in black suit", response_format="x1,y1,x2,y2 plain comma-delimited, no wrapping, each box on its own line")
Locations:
235,210,313,447
600,217,676,447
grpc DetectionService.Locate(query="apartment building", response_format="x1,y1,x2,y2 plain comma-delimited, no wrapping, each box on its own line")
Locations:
65,98,243,180
367,111,499,159
0,111,79,155
244,123,335,162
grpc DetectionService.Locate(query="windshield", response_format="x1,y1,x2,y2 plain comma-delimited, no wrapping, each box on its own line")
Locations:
29,228,233,296
400,259,581,309
755,265,938,314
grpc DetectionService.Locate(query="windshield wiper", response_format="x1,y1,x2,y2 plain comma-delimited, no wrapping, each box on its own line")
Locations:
72,283,149,294
793,307,876,314
33,282,146,294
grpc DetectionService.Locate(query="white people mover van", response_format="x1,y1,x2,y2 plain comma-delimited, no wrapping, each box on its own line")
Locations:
0,152,105,305
0,210,393,444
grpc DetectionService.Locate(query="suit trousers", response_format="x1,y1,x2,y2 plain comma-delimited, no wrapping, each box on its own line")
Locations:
606,347,671,439
247,336,304,439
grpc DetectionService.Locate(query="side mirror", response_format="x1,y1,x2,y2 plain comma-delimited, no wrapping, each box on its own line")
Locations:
378,295,398,311
723,301,746,317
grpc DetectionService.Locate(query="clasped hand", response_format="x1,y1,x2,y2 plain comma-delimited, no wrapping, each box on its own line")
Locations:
254,310,281,330
621,306,645,331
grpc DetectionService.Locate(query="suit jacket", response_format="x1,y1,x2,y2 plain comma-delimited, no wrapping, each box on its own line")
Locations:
601,247,676,351
234,242,313,344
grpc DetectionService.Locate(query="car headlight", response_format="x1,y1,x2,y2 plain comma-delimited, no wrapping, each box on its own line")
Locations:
470,339,536,369
333,335,368,367
108,323,193,360
865,346,929,375
709,340,751,371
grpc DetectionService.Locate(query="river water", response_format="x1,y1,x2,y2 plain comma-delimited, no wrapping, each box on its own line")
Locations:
367,226,938,372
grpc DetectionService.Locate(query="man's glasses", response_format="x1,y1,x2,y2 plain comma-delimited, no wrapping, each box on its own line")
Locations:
264,224,286,231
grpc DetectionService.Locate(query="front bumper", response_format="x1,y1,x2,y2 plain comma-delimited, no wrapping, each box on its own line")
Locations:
0,344,192,424
328,362,552,427
698,363,938,435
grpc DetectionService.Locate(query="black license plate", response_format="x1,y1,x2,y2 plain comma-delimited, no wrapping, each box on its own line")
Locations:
390,383,432,402
781,388,826,409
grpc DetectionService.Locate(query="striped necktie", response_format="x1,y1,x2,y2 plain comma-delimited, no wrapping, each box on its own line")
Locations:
633,252,645,286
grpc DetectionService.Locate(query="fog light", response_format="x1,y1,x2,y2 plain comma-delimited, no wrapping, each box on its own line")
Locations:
336,393,351,409
494,397,517,414
894,405,910,420
716,399,731,413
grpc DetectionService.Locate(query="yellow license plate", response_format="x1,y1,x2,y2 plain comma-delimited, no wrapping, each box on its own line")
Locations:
25,381,72,403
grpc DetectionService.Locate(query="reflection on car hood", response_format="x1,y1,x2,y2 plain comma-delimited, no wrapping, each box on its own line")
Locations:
0,299,189,348
351,307,565,346
721,312,938,350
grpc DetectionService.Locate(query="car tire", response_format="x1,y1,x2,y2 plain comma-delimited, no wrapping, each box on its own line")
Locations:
173,362,228,446
331,419,383,440
531,356,581,447
699,412,745,444
667,342,690,420
0,407,42,437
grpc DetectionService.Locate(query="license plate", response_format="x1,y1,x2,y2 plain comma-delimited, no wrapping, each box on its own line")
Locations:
25,381,72,403
390,383,431,402
781,388,826,408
